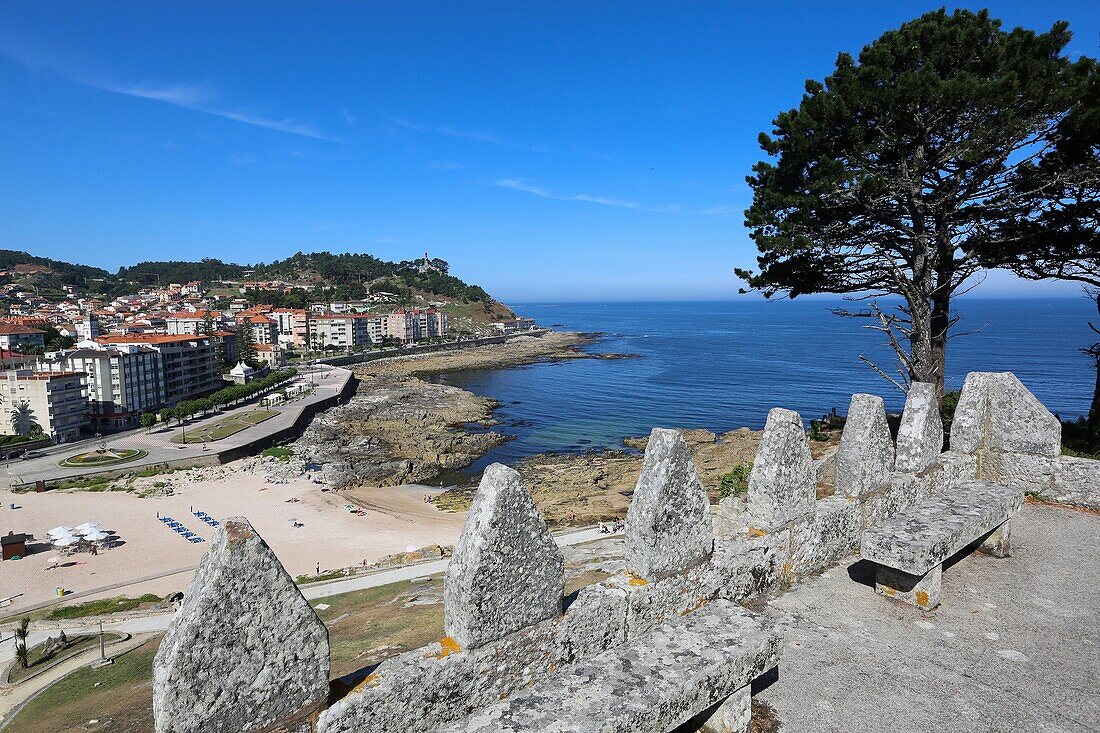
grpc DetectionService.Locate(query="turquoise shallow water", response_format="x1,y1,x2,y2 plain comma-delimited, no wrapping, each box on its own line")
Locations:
433,298,1096,472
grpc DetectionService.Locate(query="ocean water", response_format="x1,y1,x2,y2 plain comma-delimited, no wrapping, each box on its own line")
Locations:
434,298,1096,472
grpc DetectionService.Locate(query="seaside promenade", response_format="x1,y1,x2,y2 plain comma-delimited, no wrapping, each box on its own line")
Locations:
2,365,356,489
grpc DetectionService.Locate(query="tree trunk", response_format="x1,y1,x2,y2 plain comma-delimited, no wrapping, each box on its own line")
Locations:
929,291,951,400
1087,292,1100,451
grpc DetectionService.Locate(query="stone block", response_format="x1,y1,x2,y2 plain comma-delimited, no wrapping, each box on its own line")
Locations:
895,382,943,473
701,685,752,733
789,496,861,576
153,517,330,733
626,428,713,580
988,451,1057,492
861,480,1023,576
1051,455,1100,508
318,618,563,733
979,519,1011,558
875,563,942,610
950,372,1060,456
437,600,782,733
445,463,564,649
836,393,895,498
748,408,816,530
710,534,787,600
556,582,628,662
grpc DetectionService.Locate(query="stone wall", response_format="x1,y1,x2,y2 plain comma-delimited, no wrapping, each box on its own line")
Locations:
152,370,1097,733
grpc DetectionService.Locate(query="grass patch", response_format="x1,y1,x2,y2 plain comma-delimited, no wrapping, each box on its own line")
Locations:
4,637,159,733
313,577,445,680
7,633,110,684
171,409,278,444
262,446,294,461
4,578,446,728
46,594,163,621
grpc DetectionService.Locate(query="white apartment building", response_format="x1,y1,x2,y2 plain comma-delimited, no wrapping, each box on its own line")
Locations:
0,370,88,443
72,314,101,341
240,314,279,345
97,334,220,405
40,344,165,429
309,313,372,350
269,309,310,347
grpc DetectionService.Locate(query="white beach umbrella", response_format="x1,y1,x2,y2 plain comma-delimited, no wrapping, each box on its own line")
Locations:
75,522,102,534
48,526,75,537
52,535,80,547
83,530,110,542
46,556,62,567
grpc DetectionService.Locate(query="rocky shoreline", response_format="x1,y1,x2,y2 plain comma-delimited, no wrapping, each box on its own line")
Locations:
289,331,608,488
275,330,836,521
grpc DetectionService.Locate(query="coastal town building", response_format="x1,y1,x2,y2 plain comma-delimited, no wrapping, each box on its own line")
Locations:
240,314,279,345
0,323,46,351
166,311,229,335
309,313,372,350
39,343,165,430
72,313,101,341
97,333,221,405
0,369,89,443
254,343,287,368
269,308,311,347
490,317,537,334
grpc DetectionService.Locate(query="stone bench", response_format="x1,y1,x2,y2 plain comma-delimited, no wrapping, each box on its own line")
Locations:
860,480,1023,610
438,599,782,733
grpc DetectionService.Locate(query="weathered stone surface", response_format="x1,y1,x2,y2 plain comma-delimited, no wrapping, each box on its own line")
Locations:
444,463,564,648
437,600,781,733
626,428,713,580
700,685,752,733
1051,455,1100,508
861,480,1023,576
875,563,942,610
836,394,895,498
950,372,1060,456
990,452,1100,509
557,583,628,660
789,496,862,577
895,382,943,473
748,408,816,530
713,494,748,539
153,517,329,733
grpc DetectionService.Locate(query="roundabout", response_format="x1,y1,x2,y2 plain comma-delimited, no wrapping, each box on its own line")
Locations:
58,448,148,469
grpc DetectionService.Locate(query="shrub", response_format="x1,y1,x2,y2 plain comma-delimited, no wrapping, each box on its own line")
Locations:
719,463,753,499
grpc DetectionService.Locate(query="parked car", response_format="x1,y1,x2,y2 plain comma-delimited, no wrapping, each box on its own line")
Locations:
20,450,45,460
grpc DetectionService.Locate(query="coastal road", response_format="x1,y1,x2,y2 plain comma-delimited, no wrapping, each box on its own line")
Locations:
0,527,614,664
3,366,352,487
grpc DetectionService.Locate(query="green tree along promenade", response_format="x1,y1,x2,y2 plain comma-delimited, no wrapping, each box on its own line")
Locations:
739,9,1096,400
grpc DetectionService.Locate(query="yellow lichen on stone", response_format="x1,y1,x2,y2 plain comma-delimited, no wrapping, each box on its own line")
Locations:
352,673,382,693
626,572,649,586
748,527,766,538
915,590,929,607
427,636,464,659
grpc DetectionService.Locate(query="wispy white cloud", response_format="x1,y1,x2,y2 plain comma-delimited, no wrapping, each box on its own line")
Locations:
492,178,734,216
392,117,505,145
341,108,357,127
425,161,464,171
0,37,337,141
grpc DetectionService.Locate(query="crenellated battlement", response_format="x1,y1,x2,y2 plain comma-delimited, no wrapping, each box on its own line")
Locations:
152,371,1099,733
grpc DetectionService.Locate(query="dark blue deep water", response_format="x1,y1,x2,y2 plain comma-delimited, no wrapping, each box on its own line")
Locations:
435,298,1096,472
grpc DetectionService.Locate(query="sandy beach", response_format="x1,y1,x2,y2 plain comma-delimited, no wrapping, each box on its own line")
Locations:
0,463,467,616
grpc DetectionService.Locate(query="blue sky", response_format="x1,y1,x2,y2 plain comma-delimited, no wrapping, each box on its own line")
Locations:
1,2,1097,301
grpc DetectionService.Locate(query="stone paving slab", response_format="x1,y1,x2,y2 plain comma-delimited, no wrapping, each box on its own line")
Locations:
760,503,1100,733
861,480,1022,575
438,599,781,733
